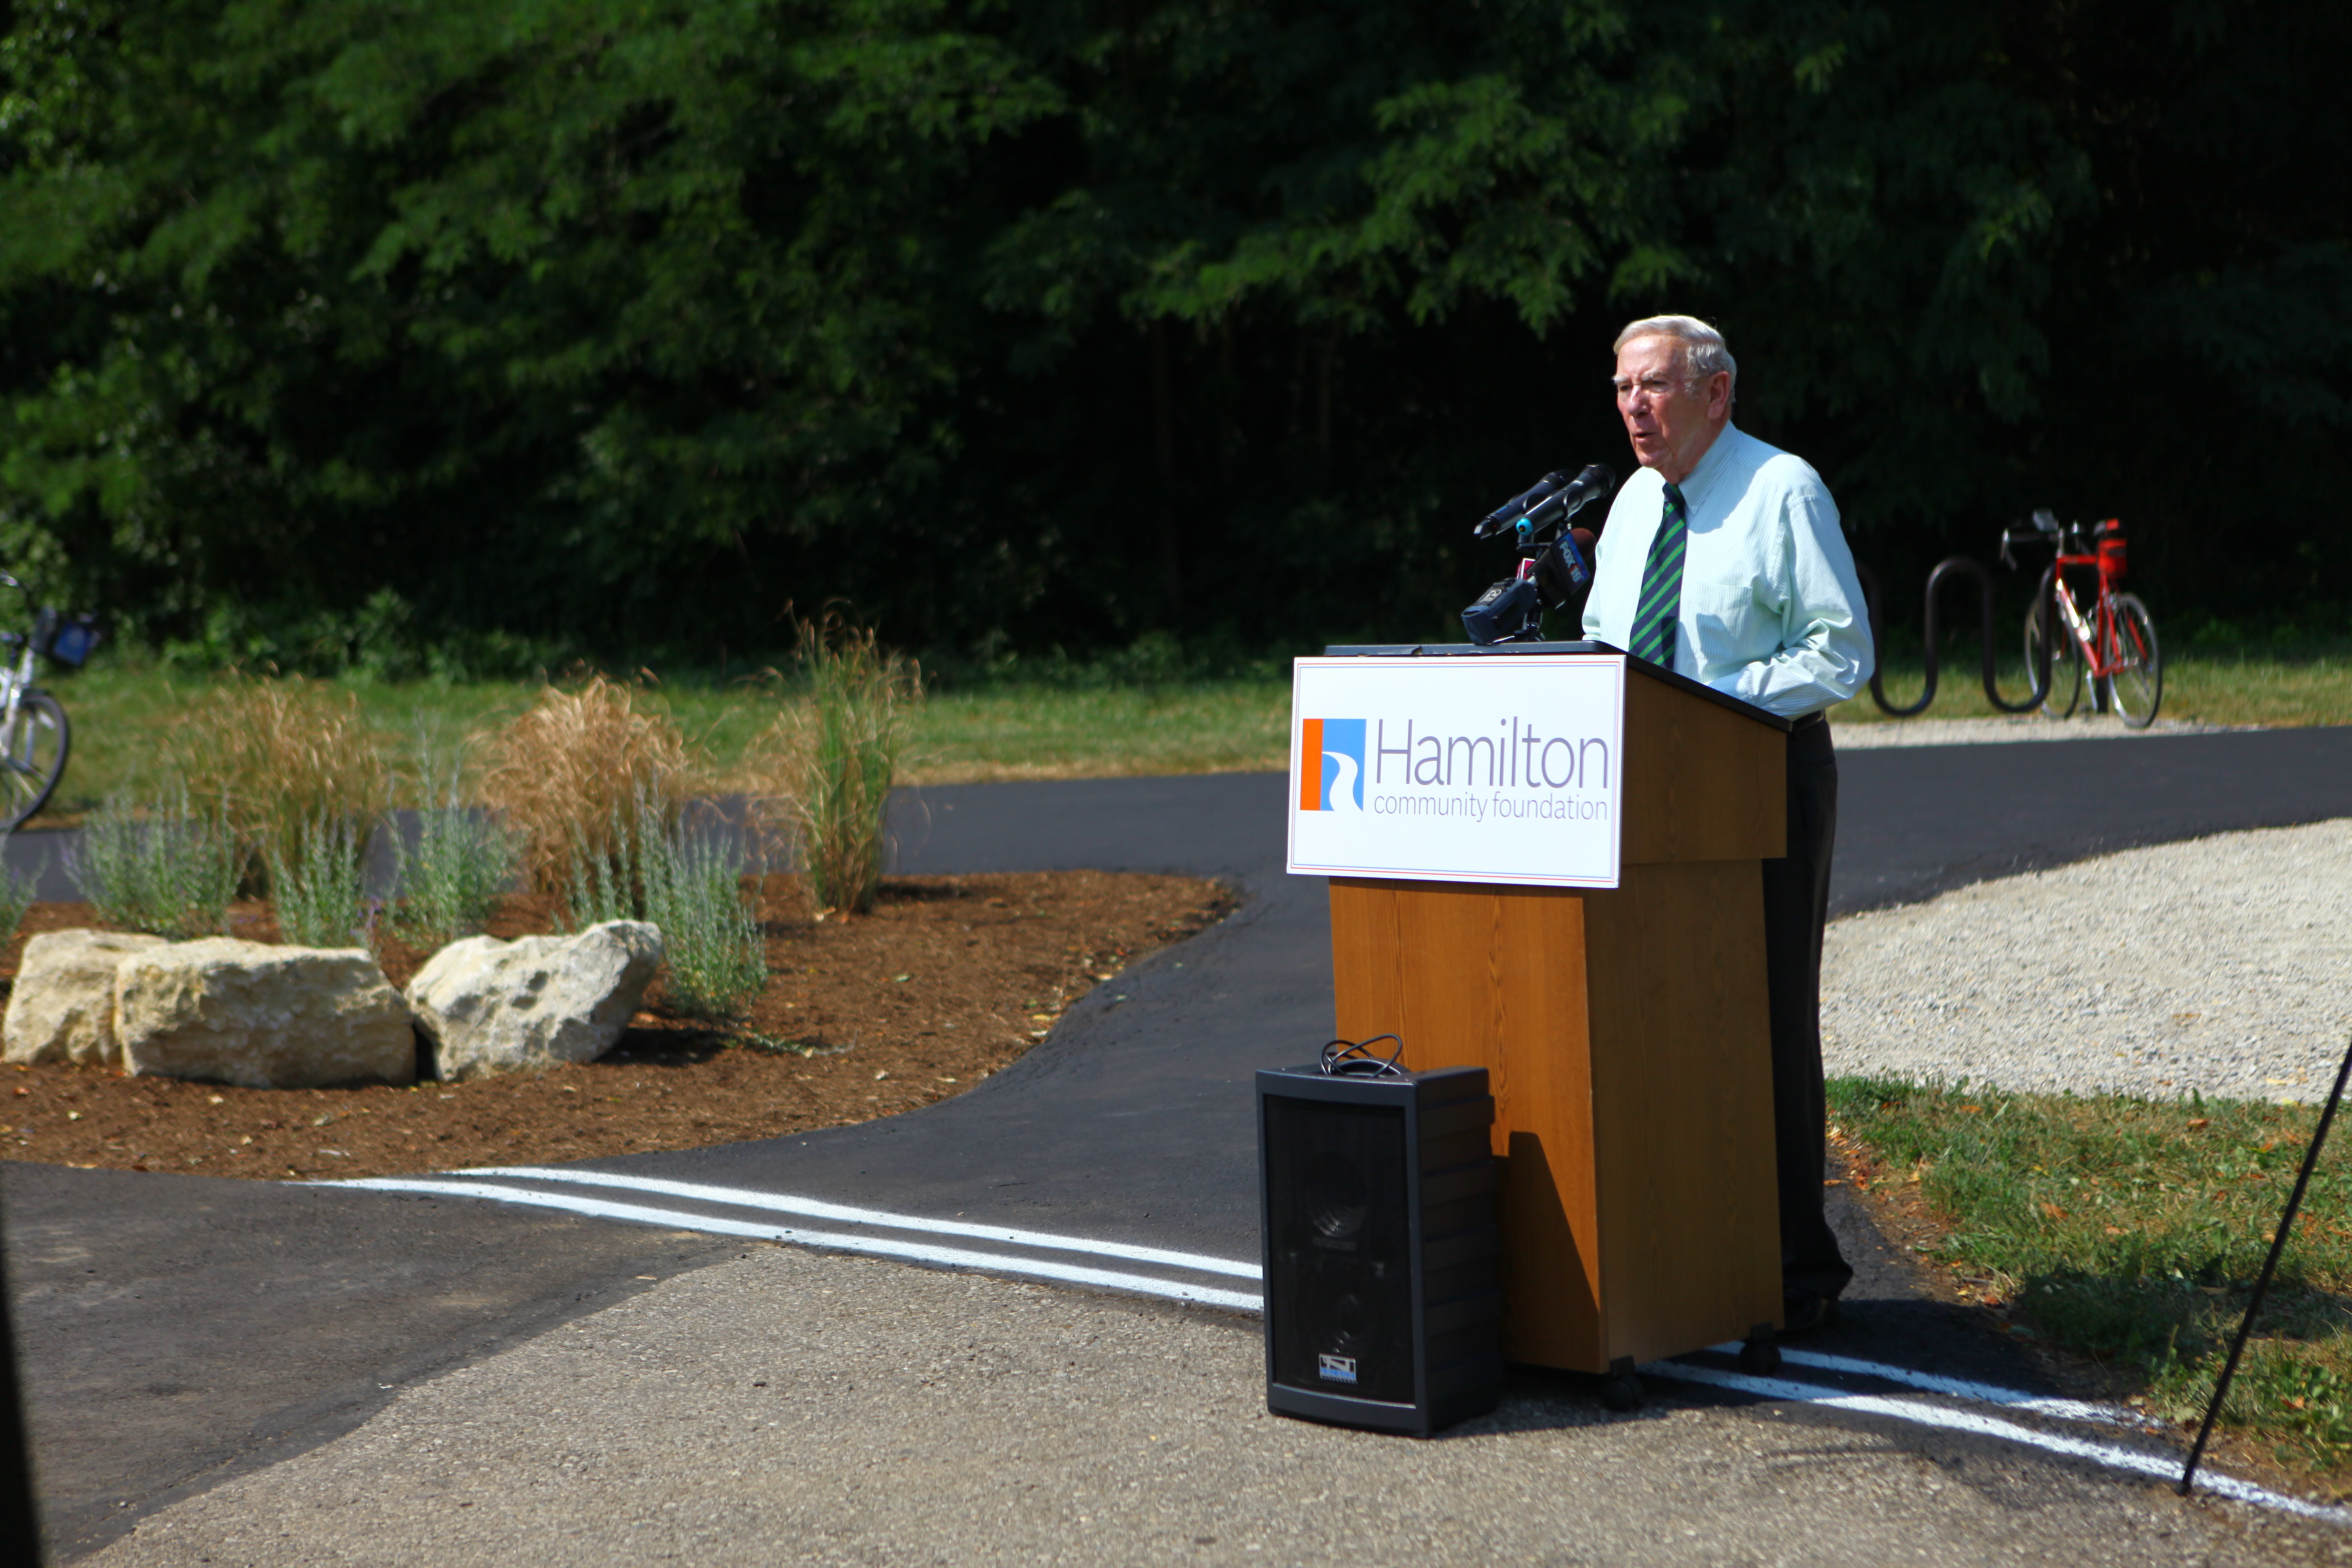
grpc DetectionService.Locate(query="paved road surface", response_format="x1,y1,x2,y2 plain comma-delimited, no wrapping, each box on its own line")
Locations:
10,727,2352,1560
78,1244,2352,1568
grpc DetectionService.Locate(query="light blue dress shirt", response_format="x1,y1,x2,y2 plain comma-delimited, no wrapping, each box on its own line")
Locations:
1580,423,1873,719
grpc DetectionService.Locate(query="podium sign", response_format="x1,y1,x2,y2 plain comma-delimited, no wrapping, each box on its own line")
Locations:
1287,654,1627,889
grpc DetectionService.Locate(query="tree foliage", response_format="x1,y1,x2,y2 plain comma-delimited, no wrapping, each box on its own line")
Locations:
1,0,2344,667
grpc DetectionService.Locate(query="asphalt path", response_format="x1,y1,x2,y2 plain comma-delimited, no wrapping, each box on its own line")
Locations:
1832,725,2352,911
2,1166,736,1555
535,725,2352,1256
9,725,2352,1560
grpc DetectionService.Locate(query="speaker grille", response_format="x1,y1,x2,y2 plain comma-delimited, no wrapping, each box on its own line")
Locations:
1263,1096,1415,1403
1259,1063,1501,1435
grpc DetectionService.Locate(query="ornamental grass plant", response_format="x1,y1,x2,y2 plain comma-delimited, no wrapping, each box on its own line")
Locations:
756,616,920,916
67,783,238,939
475,676,692,893
164,673,390,891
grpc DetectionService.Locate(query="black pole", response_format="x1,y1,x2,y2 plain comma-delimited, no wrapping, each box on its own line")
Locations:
2179,1031,2352,1497
0,1189,44,1563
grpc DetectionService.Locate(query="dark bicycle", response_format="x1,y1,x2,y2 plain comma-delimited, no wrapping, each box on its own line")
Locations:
0,573,95,830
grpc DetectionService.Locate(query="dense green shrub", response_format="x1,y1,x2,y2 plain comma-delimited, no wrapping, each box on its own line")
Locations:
0,1,2343,657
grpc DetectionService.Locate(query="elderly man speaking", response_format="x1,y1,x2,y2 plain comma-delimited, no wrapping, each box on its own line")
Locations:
1581,314,1873,1333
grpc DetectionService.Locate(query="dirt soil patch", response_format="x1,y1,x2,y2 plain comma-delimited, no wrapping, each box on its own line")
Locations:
0,871,1232,1181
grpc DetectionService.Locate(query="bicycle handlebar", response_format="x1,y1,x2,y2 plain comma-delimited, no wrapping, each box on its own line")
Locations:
1998,526,2052,570
1999,513,2098,569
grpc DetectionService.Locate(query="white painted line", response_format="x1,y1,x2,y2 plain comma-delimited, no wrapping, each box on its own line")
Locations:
392,1165,1264,1281
336,1177,1266,1313
1651,1360,2350,1524
1711,1343,2158,1430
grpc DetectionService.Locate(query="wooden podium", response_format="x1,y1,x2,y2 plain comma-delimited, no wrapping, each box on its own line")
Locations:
1316,646,1790,1372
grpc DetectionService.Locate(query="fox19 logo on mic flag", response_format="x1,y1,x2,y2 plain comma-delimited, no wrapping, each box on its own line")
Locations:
1287,654,1627,888
1297,718,1366,813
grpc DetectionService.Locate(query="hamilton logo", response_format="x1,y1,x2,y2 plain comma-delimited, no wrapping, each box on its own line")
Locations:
1297,719,1365,813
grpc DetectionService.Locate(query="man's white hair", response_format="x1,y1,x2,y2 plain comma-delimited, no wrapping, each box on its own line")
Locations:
1613,314,1737,398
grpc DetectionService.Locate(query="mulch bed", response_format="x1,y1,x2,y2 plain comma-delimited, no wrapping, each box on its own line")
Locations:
0,871,1233,1182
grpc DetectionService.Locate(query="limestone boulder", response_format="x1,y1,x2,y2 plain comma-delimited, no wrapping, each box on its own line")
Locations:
115,939,415,1088
3,930,169,1065
407,920,663,1081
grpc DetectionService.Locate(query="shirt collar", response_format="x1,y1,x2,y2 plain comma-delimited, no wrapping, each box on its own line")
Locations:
1676,422,1741,513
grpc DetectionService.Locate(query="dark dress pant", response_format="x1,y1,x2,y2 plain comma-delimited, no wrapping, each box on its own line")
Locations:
1763,714,1852,1300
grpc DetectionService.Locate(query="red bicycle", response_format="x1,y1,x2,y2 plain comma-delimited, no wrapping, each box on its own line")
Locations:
2003,509,2161,727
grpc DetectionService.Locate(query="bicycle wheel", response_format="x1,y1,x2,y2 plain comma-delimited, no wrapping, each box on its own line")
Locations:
2103,593,2161,728
0,689,68,830
2024,598,2081,718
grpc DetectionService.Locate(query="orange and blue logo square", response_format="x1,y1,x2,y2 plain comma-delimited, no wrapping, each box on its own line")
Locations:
1298,718,1365,812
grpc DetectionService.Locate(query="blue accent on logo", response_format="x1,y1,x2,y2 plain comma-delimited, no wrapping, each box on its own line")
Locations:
1319,718,1364,811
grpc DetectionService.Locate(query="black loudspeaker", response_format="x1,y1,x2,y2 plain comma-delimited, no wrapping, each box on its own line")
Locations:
1257,1063,1502,1435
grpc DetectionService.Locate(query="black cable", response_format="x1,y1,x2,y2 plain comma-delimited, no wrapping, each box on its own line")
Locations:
2179,1029,2352,1497
1320,1034,1404,1078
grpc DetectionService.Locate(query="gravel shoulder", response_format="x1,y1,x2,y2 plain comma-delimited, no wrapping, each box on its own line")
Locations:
1824,818,2352,1102
1831,714,2244,748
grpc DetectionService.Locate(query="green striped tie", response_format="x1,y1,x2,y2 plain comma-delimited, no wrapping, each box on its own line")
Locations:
1630,482,1688,665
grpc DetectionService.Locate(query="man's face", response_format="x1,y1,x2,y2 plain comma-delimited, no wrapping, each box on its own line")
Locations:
1613,335,1731,482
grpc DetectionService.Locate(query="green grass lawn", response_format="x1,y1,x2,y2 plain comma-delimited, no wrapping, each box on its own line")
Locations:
34,637,2350,824
1843,640,2352,727
30,663,1295,823
1832,1077,2352,1489
903,680,1290,784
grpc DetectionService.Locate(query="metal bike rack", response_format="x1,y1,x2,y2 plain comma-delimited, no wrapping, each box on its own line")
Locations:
1857,558,2058,718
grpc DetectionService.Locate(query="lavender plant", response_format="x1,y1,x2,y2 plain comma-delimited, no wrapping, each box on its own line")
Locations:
68,784,237,939
265,812,375,950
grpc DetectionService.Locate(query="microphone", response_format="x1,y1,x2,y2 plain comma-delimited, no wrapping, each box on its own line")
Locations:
1514,464,1616,539
1471,464,1616,539
1473,471,1570,539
